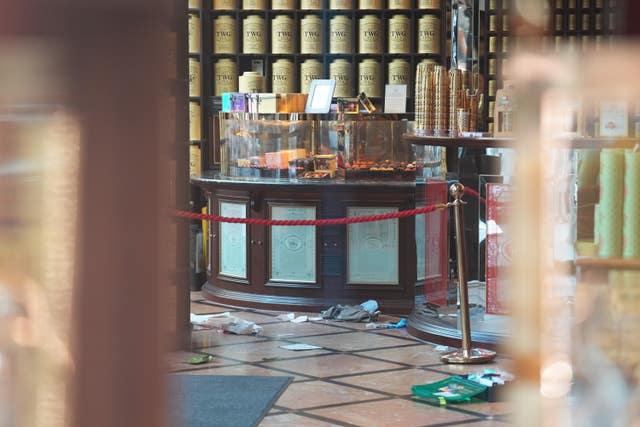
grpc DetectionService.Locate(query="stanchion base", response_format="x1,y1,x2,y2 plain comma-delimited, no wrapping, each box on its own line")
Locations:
441,348,497,364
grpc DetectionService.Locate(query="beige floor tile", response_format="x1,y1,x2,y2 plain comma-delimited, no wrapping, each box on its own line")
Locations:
334,368,450,396
292,331,416,352
463,401,512,417
190,302,237,314
261,353,405,378
191,329,269,349
357,344,442,366
308,398,479,427
204,339,331,363
176,363,309,381
230,311,283,324
258,413,344,427
260,321,350,339
275,380,386,410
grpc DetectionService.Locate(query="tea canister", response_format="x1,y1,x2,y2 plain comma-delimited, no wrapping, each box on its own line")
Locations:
418,14,439,54
359,0,383,8
358,59,381,97
359,15,382,54
301,0,323,9
329,15,352,54
188,14,201,54
272,59,295,93
330,59,353,97
388,14,410,54
238,71,265,93
189,58,201,97
272,15,295,54
272,0,295,9
388,58,410,86
189,102,201,141
300,59,323,93
329,0,353,9
243,15,265,54
213,0,236,9
242,0,265,9
417,0,439,9
388,0,410,9
188,0,201,8
300,15,323,54
213,15,236,54
214,59,238,96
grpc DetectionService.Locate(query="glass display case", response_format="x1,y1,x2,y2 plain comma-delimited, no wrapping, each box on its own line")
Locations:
218,112,442,181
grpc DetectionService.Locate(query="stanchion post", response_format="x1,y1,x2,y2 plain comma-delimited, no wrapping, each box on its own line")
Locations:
441,183,497,364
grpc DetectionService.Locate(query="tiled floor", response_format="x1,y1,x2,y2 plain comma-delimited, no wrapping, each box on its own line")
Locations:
168,292,513,427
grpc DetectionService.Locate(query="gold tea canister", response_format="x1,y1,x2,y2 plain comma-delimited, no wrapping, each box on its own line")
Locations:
329,15,353,54
214,0,236,8
301,0,323,8
582,14,590,31
418,0,440,9
189,144,201,177
329,0,353,8
502,36,509,53
188,0,201,8
243,15,265,54
569,14,576,31
189,58,201,97
359,15,382,54
488,79,496,97
213,15,236,54
272,59,295,93
503,16,509,32
189,102,201,140
388,0,411,9
300,15,323,54
272,0,295,9
358,59,381,97
582,0,590,7
330,59,353,97
214,59,238,96
388,14,410,54
388,58,410,85
488,58,497,75
489,0,497,9
418,14,440,54
238,70,265,93
272,15,295,54
489,15,497,32
188,14,201,54
555,14,563,31
300,59,323,93
360,0,383,8
489,36,497,53
242,0,265,9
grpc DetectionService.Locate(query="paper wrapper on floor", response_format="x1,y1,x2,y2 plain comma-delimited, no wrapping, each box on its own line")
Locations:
598,149,624,258
623,149,640,258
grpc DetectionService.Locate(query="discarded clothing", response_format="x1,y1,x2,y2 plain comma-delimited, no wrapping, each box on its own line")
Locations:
320,305,380,322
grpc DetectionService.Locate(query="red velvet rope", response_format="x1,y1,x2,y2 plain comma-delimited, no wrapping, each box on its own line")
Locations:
463,186,486,204
169,203,447,226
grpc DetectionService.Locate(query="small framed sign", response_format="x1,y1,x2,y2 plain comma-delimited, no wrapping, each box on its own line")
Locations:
305,79,336,114
384,84,407,114
600,101,629,137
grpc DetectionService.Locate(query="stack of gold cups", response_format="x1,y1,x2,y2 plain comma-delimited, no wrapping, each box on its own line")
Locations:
449,68,464,136
465,90,479,133
414,62,435,133
433,66,449,136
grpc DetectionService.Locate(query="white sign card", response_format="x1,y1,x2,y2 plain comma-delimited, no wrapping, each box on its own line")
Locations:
600,101,629,137
384,84,407,114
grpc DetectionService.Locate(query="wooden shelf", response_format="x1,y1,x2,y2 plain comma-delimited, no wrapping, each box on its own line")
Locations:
401,133,516,148
575,257,640,271
567,137,640,150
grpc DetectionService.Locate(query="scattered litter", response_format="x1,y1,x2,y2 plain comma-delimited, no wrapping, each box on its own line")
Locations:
321,304,380,322
365,318,407,329
279,343,323,351
460,369,514,401
291,315,308,323
359,299,379,313
276,333,295,338
184,354,214,365
434,345,451,351
308,316,323,321
412,376,487,404
190,312,263,335
262,356,285,361
275,313,295,321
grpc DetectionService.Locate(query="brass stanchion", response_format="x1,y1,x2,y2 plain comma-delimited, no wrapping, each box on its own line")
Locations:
441,183,497,364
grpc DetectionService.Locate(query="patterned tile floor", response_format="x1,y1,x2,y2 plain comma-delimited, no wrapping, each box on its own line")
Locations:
168,292,513,427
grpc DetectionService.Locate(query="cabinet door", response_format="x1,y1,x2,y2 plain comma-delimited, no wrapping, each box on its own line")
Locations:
214,195,251,284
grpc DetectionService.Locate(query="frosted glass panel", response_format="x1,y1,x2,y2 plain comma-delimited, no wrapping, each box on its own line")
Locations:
270,205,316,283
347,207,399,285
219,201,247,278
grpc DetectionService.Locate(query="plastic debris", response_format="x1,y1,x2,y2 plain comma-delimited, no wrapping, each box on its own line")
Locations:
184,354,214,365
359,299,379,313
190,312,263,335
279,343,323,351
365,318,407,329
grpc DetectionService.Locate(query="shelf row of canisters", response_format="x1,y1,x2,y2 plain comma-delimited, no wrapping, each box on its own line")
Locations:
187,14,441,56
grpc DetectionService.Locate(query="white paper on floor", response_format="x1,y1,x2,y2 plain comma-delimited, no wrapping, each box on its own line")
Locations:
190,312,263,335
279,343,323,351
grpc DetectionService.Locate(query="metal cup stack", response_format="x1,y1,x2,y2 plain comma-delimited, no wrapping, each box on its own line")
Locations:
456,108,470,135
448,68,465,137
465,90,479,132
414,62,435,133
433,66,449,136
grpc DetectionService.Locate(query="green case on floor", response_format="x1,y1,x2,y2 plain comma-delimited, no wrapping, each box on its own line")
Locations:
412,376,487,403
